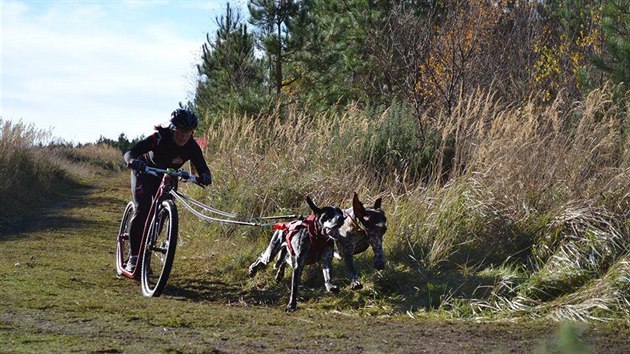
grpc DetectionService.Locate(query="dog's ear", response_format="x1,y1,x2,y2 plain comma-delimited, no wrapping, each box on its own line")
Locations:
306,195,321,214
352,192,366,219
373,197,382,211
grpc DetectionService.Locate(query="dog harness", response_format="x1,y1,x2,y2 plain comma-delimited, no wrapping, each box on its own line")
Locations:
274,215,332,265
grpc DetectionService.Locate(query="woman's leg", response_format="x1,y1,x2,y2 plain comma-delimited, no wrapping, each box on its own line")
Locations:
128,171,159,258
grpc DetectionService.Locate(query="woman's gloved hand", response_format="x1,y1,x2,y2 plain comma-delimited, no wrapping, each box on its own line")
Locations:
128,159,147,172
199,172,212,186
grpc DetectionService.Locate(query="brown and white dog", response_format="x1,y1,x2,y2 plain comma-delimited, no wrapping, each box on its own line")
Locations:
335,193,387,290
248,196,345,312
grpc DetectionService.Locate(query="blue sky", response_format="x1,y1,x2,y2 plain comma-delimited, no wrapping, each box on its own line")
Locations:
1,0,247,144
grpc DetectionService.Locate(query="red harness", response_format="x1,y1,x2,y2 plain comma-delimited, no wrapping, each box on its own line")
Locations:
273,215,332,265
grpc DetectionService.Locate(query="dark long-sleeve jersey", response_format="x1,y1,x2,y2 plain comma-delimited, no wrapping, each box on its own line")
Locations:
123,127,211,175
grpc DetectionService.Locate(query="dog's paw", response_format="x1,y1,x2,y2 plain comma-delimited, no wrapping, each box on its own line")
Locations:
286,304,297,312
324,282,340,293
274,269,285,282
374,261,385,270
247,263,258,278
351,281,363,290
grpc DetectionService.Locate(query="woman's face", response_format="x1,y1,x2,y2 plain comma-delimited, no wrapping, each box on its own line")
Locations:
173,128,193,147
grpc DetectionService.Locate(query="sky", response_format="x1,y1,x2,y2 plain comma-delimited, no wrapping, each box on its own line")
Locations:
1,0,247,144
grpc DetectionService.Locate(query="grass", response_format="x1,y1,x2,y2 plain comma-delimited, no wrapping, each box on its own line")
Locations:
1,83,629,350
1,171,628,352
186,84,629,322
0,119,124,230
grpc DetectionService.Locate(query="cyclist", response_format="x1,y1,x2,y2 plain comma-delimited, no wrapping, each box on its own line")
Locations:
123,108,212,272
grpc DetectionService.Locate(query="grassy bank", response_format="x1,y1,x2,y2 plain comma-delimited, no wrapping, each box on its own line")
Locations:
180,85,629,321
1,84,628,322
1,166,628,353
0,119,124,230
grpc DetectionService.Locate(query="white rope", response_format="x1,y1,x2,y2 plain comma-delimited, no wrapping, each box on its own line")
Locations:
169,190,299,227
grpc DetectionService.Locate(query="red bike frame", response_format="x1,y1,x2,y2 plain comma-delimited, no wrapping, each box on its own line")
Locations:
117,168,193,280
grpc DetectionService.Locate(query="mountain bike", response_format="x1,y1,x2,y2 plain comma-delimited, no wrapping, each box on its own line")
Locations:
116,166,201,297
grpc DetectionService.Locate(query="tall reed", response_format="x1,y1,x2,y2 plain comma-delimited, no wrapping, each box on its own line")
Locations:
0,120,64,224
192,84,629,320
0,119,124,229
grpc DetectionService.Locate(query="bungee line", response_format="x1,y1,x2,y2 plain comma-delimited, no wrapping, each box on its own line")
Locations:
169,190,300,227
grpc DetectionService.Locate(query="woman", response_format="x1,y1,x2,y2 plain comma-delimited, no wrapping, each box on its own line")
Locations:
123,108,212,272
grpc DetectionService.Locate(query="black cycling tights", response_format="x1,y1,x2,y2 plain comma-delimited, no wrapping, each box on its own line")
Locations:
128,171,160,257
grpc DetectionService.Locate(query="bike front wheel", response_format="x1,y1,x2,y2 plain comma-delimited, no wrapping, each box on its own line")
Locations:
141,200,178,297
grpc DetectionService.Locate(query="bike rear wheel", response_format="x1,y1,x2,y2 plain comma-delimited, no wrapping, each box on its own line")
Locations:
116,201,135,276
141,200,178,297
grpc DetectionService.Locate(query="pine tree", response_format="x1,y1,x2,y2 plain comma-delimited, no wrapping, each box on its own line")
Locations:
195,3,263,120
593,0,630,88
248,0,301,95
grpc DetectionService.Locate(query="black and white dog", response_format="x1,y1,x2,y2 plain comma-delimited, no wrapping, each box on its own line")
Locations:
248,196,345,312
335,193,387,290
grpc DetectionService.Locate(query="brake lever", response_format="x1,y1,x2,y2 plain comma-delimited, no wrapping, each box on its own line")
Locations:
190,176,207,188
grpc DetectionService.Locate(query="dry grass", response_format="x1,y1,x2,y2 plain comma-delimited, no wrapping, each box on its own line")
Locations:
412,85,629,321
0,119,124,229
49,143,125,177
0,120,65,226
2,83,628,321
190,84,629,321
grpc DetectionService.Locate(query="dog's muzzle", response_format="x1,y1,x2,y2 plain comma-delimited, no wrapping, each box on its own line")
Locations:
322,226,342,241
321,214,344,241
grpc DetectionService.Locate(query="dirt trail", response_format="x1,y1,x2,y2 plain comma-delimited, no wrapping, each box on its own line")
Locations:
1,172,629,353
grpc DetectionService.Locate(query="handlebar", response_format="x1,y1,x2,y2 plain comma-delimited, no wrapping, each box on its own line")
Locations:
144,166,201,186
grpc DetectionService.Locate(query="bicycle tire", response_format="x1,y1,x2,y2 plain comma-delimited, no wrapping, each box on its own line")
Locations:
140,200,178,297
116,201,135,276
